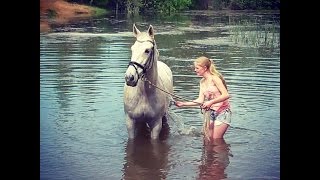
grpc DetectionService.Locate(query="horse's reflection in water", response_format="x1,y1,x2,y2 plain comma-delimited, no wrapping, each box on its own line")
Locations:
197,138,233,180
122,122,170,180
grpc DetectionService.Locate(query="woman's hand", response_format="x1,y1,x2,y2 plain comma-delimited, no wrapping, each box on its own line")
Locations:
175,101,184,107
201,101,212,110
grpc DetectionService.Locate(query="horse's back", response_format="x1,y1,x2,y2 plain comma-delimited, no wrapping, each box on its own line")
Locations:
157,61,173,93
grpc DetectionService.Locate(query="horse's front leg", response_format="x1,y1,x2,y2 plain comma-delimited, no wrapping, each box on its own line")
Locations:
150,118,162,139
125,115,135,139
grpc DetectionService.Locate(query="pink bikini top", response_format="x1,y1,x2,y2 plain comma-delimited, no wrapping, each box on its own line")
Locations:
203,84,230,113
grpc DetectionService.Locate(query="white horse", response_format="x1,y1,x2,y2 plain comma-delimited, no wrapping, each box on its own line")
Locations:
124,24,173,140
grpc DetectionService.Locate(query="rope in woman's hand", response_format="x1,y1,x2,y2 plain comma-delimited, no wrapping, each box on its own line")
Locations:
141,77,204,109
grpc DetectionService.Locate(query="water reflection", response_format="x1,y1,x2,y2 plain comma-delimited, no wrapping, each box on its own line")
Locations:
197,138,232,180
122,138,171,180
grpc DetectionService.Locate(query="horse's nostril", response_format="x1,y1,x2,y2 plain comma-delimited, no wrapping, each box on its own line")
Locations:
129,75,134,81
125,75,134,82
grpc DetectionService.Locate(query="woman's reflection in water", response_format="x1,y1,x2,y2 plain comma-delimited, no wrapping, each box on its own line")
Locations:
197,138,233,180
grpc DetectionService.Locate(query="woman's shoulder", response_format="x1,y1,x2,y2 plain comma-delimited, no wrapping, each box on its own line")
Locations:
211,75,222,83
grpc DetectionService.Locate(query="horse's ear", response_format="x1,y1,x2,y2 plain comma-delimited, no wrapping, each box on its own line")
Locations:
147,25,154,39
133,23,140,37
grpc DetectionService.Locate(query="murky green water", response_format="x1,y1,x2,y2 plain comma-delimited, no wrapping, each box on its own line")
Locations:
41,10,280,179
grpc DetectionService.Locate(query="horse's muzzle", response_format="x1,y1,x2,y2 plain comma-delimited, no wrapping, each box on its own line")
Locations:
125,74,138,87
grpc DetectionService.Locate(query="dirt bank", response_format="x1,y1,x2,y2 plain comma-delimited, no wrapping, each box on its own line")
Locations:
40,0,94,32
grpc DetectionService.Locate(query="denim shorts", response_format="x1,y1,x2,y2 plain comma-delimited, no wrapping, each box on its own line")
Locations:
210,108,232,125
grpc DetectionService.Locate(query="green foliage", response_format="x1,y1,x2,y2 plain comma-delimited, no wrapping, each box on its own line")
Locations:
65,0,280,15
228,0,280,10
126,0,143,15
125,0,192,15
212,0,223,10
91,6,109,16
157,0,192,14
93,0,111,7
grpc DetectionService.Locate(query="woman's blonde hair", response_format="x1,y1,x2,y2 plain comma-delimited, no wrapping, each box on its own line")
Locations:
194,56,228,89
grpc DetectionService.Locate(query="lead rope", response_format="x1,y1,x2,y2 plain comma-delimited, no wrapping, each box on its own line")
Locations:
141,76,204,112
141,76,211,139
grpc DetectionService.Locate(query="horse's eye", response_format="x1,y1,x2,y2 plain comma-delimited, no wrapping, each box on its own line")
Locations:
145,49,150,54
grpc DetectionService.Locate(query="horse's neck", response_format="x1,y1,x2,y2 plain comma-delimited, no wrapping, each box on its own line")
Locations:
138,56,158,93
146,59,158,82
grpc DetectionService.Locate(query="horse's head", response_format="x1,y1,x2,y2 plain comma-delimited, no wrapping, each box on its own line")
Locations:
125,24,157,87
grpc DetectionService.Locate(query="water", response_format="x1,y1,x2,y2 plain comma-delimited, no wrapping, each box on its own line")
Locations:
40,10,280,179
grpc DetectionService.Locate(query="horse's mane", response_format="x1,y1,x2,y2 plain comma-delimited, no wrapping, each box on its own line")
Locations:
154,40,159,58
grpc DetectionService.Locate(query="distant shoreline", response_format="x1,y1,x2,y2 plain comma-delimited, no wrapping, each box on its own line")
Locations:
40,0,95,32
40,0,280,33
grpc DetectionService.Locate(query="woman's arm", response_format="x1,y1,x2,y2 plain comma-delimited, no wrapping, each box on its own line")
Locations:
175,82,204,107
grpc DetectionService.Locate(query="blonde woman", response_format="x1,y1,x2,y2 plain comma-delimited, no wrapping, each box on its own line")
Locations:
175,56,231,141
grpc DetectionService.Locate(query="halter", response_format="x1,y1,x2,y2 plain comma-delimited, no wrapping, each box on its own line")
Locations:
127,40,155,79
